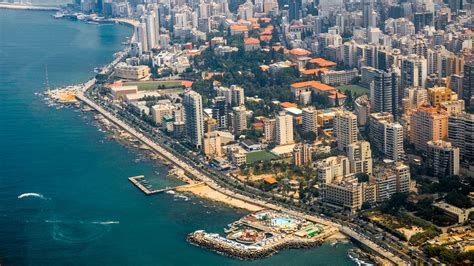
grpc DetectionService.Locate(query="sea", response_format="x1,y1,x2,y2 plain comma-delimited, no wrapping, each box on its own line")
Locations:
0,9,358,265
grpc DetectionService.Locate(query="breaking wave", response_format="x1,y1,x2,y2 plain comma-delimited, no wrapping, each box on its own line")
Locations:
18,193,45,199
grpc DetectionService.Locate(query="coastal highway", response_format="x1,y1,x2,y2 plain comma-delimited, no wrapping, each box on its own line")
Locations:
75,87,409,266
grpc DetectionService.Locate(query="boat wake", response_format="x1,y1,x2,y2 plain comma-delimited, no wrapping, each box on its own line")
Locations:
18,193,46,199
45,219,119,244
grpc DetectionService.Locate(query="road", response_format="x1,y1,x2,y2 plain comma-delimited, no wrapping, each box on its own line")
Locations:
75,86,409,266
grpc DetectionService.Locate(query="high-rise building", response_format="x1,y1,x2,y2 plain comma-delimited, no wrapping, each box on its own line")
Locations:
232,105,247,134
384,123,404,162
427,140,460,177
369,112,394,153
409,104,448,151
334,110,358,151
402,87,428,114
183,90,204,149
362,0,373,28
230,85,245,107
448,113,474,166
276,112,294,145
401,55,427,90
347,141,373,175
354,95,371,126
135,22,148,52
212,96,228,129
144,11,157,49
302,107,318,135
370,69,399,116
216,86,232,106
413,12,434,32
371,163,411,201
263,118,276,143
463,61,474,105
288,0,301,22
368,113,404,161
293,144,312,166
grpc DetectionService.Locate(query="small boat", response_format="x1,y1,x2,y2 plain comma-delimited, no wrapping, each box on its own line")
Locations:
86,21,99,25
52,12,64,19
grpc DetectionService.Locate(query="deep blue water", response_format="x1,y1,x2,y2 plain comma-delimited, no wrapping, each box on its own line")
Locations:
0,9,356,265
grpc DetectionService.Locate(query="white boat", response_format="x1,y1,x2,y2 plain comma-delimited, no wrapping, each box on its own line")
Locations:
52,12,64,19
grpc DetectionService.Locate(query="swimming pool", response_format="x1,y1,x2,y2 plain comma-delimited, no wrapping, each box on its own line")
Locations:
271,217,296,227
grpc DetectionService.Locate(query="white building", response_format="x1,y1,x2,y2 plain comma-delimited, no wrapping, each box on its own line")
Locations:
183,90,204,149
302,107,318,135
334,110,358,151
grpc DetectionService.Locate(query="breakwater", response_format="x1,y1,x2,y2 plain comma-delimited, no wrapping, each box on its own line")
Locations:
187,231,322,260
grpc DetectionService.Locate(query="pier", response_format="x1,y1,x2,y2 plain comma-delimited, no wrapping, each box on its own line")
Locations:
128,175,203,195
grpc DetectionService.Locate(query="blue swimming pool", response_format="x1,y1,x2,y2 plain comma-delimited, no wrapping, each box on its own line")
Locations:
271,217,296,226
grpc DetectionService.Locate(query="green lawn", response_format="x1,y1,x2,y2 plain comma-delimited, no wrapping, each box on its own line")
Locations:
336,84,369,95
246,151,279,164
123,81,183,91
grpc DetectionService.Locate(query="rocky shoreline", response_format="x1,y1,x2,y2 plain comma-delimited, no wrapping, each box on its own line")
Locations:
187,231,322,260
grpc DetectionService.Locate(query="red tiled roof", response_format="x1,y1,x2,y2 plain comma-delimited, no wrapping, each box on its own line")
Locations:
308,58,337,67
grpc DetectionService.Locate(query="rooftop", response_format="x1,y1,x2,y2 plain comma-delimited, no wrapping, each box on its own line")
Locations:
308,58,337,67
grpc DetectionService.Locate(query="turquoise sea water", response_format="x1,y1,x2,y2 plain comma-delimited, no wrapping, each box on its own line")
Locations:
0,10,357,265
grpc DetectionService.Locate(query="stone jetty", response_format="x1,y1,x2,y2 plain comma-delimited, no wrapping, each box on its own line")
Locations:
187,231,322,260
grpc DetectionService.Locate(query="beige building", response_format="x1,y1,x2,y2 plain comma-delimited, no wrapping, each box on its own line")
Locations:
334,110,358,151
115,62,150,80
347,141,373,175
262,118,276,142
276,112,294,145
150,103,174,125
109,85,138,99
440,100,465,115
320,177,377,213
293,144,312,166
315,155,351,184
232,105,247,134
203,132,222,158
402,87,428,115
409,104,448,151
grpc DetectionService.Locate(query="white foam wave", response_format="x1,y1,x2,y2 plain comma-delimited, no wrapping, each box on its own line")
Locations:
45,220,119,225
173,193,190,201
18,193,45,199
91,221,120,225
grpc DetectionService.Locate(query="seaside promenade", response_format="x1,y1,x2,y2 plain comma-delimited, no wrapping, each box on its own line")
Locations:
74,82,408,265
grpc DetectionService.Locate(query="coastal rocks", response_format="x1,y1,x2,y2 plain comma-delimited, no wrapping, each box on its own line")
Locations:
187,231,322,260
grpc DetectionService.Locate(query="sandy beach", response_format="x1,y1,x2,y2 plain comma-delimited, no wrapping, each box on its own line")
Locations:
325,231,349,241
175,183,263,212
